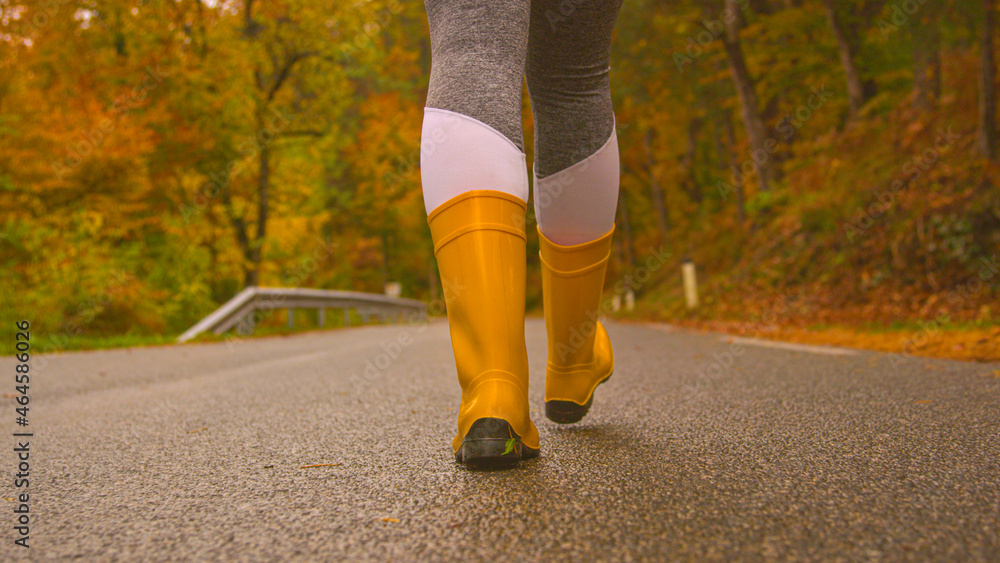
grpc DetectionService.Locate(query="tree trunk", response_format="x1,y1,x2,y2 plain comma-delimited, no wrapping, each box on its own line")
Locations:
214,166,257,288
931,46,942,101
243,264,257,288
112,7,127,58
644,129,670,242
913,10,941,110
682,117,703,204
822,0,869,118
194,0,210,58
720,0,772,193
978,0,998,161
747,0,775,15
381,227,391,284
913,45,932,110
723,109,747,222
249,142,270,287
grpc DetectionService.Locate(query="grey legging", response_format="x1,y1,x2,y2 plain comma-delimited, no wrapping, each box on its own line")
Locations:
424,0,624,178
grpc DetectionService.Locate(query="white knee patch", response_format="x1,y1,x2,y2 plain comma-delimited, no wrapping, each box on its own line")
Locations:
420,108,529,215
534,126,620,246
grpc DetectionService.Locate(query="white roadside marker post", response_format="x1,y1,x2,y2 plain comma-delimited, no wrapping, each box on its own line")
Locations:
682,259,699,310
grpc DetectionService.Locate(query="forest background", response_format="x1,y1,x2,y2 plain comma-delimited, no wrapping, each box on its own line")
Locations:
1,0,998,360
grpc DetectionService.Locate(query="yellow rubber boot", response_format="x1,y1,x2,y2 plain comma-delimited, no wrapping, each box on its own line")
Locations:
428,190,540,464
539,227,615,423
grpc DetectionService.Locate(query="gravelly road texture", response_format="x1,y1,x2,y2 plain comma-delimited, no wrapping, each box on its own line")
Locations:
2,319,998,561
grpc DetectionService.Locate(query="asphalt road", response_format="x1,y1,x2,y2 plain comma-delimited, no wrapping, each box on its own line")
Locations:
2,319,999,561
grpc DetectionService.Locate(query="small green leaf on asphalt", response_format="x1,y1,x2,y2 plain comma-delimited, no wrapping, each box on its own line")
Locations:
503,438,516,455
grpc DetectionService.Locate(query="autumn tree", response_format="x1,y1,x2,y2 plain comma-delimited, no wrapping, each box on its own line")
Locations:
821,0,880,119
978,0,997,160
715,0,773,192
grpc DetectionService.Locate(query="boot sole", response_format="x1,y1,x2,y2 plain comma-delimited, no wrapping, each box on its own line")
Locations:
455,418,540,466
545,372,613,424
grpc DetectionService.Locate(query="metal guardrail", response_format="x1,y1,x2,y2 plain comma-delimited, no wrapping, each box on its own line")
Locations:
176,286,427,343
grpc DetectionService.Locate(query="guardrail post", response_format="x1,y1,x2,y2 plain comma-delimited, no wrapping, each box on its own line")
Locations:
287,309,295,328
239,314,254,336
317,308,325,327
344,308,350,326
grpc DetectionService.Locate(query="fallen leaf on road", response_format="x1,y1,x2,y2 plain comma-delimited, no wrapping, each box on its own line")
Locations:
3,497,15,502
300,463,341,469
380,518,400,523
2,393,16,399
187,427,208,434
914,400,934,404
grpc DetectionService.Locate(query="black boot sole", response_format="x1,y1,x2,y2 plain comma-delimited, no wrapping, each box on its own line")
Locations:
455,418,540,466
545,372,613,424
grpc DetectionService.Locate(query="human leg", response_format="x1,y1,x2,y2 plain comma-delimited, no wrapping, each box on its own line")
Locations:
421,0,539,463
527,0,624,423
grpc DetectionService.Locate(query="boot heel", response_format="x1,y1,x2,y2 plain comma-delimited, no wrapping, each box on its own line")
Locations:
544,398,592,424
455,418,540,466
545,372,612,424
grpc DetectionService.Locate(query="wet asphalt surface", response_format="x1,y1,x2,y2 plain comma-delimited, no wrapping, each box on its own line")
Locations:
2,319,998,561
